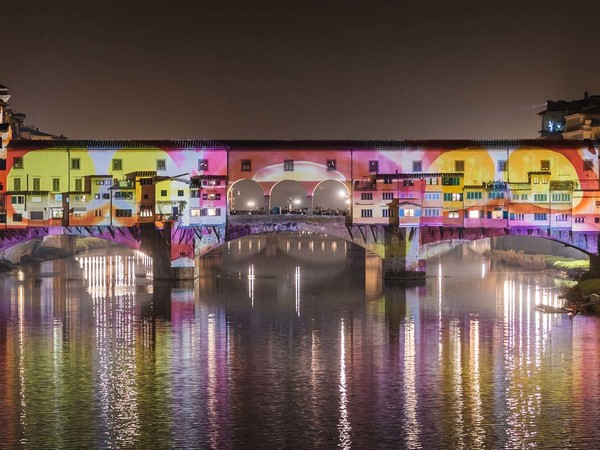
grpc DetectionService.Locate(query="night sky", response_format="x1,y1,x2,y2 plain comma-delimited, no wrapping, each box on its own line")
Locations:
3,0,600,140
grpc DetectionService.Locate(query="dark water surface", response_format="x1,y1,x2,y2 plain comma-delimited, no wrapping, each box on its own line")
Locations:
1,235,600,449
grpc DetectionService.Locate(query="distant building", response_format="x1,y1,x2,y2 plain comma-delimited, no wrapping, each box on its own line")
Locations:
538,91,600,139
0,84,65,152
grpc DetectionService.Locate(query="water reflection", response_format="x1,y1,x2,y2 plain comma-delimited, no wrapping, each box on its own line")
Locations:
0,237,599,448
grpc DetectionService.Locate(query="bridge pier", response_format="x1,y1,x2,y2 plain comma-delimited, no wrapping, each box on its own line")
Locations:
142,222,197,281
589,255,600,277
382,227,426,282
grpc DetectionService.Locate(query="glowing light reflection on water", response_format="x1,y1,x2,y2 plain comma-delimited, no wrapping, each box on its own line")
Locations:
0,238,599,449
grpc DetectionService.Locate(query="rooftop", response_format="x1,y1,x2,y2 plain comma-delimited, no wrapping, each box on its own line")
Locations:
6,139,597,150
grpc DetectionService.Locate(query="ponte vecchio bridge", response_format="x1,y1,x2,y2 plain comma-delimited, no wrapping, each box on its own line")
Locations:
1,139,600,279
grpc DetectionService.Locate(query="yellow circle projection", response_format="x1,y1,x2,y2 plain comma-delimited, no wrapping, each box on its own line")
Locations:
429,149,495,185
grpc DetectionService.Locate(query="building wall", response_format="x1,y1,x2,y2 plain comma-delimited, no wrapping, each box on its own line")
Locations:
0,140,599,233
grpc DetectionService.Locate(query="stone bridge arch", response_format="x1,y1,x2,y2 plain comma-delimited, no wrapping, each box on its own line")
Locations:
269,180,308,214
312,179,350,216
228,179,265,214
0,226,150,269
420,225,598,257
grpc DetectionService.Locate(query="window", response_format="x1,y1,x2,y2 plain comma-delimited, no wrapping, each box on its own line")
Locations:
510,213,525,221
201,208,221,217
52,178,60,192
30,211,43,220
327,160,337,171
541,177,548,184
32,178,40,191
241,159,252,171
534,213,547,221
488,192,505,200
202,193,221,200
74,179,83,192
284,160,294,171
552,193,571,202
160,190,167,197
403,180,414,187
584,159,594,171
71,158,80,170
468,210,482,219
448,210,460,219
466,191,482,200
13,213,22,222
413,160,422,172
361,193,373,200
0,159,5,170
399,208,416,217
369,160,379,172
202,179,220,187
13,178,21,191
115,209,133,217
114,191,133,200
178,190,184,197
427,177,439,185
575,217,585,223
497,160,507,172
424,208,441,217
139,178,152,185
442,176,461,186
360,209,373,218
191,208,202,217
424,192,441,200
191,189,200,198
443,193,463,201
489,208,505,219
13,157,23,169
11,195,24,204
533,177,539,184
382,192,394,200
94,209,103,217
533,193,548,202
157,159,166,171
555,213,569,222
198,159,209,171
102,193,110,199
520,194,528,200
382,209,395,218
112,159,123,171
455,160,465,172
140,206,153,217
541,160,550,171
95,194,101,199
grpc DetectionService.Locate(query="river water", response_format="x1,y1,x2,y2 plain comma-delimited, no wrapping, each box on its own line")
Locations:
1,235,600,449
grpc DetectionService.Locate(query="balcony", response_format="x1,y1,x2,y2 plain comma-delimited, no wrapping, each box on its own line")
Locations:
354,181,376,190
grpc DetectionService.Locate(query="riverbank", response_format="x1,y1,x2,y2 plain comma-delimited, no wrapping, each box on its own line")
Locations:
487,249,600,314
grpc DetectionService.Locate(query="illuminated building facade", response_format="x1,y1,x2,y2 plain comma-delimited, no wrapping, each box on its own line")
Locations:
539,91,600,139
0,139,598,231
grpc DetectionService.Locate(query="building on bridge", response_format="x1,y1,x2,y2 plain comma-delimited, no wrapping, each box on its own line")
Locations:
1,139,600,280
